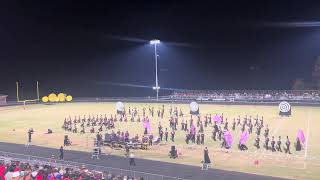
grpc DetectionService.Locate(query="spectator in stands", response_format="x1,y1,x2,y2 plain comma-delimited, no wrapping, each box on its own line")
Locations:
0,161,6,180
5,164,16,180
12,171,20,180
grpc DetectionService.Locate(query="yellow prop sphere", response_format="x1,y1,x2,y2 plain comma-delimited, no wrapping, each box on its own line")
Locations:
66,95,73,102
58,93,66,102
48,93,57,102
42,96,49,103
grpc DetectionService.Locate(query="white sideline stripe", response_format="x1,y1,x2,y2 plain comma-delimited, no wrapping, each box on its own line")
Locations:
305,110,311,159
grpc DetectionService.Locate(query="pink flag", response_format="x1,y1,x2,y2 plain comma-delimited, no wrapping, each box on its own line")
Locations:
224,131,233,148
297,129,305,145
240,131,249,145
213,115,222,124
143,121,151,134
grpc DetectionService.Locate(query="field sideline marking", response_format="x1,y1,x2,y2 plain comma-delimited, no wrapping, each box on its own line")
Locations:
304,110,311,159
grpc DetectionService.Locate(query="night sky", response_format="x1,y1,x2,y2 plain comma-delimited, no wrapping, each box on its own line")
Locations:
1,1,320,99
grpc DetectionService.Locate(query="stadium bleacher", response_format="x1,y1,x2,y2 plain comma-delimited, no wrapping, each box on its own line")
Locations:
171,90,320,103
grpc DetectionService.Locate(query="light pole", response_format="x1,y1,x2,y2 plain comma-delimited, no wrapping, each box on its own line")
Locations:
150,39,160,101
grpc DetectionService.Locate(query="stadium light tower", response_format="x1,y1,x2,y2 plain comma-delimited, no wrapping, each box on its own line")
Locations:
150,39,160,101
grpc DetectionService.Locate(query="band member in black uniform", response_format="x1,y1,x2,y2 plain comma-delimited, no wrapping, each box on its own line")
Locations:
254,116,258,127
179,108,183,117
237,116,241,126
142,108,146,117
174,118,178,130
144,127,148,135
164,128,168,142
264,125,269,138
191,131,196,143
255,136,260,149
73,124,77,133
295,138,302,151
256,125,261,136
200,122,204,133
201,133,205,145
181,120,185,131
203,147,211,164
224,119,228,130
171,130,175,142
241,123,245,132
149,134,153,146
248,123,253,134
27,128,34,144
212,122,218,141
204,117,208,128
285,136,291,154
232,118,236,131
271,136,276,152
196,133,200,145
221,134,226,148
260,117,264,127
96,132,102,146
161,105,164,119
159,129,163,141
238,141,248,151
218,127,222,141
90,127,95,133
276,136,282,152
158,122,162,135
264,136,270,150
185,131,190,144
184,120,188,131
80,126,85,134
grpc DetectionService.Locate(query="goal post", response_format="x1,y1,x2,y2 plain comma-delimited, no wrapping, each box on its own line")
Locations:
16,81,40,103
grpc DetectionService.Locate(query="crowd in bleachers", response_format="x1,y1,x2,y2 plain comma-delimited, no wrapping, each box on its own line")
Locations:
0,159,143,180
171,90,320,101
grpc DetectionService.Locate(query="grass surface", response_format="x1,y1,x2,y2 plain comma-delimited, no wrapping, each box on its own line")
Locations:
0,102,319,179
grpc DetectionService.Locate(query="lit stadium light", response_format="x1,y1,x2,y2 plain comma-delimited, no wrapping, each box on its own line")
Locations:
150,39,160,44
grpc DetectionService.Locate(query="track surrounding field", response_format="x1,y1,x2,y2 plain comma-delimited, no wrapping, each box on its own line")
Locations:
0,102,320,179
0,142,285,180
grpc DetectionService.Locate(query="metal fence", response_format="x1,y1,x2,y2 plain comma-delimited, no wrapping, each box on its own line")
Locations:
0,151,188,180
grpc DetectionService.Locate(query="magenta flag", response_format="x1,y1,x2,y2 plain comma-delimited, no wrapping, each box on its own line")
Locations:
213,115,222,124
297,129,305,144
224,131,233,148
143,121,151,134
240,131,249,145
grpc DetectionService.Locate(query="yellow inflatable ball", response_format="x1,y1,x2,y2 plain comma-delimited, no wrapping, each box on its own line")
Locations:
42,96,49,103
48,93,57,102
66,95,73,102
58,93,66,102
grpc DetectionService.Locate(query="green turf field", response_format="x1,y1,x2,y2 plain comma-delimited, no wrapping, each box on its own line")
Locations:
0,102,319,179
